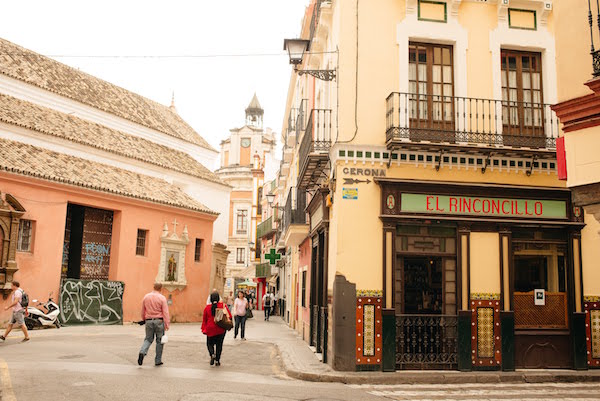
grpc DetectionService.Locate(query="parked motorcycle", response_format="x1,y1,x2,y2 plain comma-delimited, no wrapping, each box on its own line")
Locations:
24,293,60,330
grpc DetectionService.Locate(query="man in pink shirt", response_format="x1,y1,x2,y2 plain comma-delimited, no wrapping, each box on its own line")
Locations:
138,283,170,366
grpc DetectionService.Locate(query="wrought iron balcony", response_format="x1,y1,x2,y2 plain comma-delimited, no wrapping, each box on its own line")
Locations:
386,92,558,151
298,109,332,188
282,187,307,235
588,1,600,77
294,99,309,146
255,262,270,278
256,216,275,239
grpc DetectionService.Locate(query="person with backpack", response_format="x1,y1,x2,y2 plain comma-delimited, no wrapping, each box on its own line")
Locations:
262,291,272,321
0,281,30,343
201,291,232,366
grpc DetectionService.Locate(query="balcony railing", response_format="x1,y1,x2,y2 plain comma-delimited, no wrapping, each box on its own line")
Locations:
282,187,307,234
295,99,309,146
309,0,324,43
256,216,274,239
386,92,558,150
255,262,270,278
298,109,332,187
588,1,600,77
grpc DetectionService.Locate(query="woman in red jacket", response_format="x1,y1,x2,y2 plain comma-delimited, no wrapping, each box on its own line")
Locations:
201,291,232,366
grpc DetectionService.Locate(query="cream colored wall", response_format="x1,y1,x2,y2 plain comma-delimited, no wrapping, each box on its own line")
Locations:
330,164,383,290
459,2,497,100
582,210,600,296
565,125,600,188
470,232,501,294
554,0,594,102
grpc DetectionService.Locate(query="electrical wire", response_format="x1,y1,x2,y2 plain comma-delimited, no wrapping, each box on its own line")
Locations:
0,51,338,59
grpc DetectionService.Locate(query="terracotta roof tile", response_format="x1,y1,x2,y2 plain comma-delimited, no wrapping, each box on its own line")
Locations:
0,93,226,186
0,138,217,215
0,37,215,151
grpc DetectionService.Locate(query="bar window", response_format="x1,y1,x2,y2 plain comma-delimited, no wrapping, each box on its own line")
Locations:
236,210,248,234
194,239,202,262
17,219,33,252
136,229,147,256
236,248,245,264
301,270,307,308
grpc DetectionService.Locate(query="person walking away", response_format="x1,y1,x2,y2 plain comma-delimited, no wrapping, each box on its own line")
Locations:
272,292,278,317
0,281,30,342
262,291,272,321
138,283,170,366
226,291,234,313
233,290,248,340
202,292,232,366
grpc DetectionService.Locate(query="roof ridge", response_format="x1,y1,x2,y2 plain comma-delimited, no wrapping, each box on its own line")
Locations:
0,93,227,186
0,37,216,152
0,137,217,215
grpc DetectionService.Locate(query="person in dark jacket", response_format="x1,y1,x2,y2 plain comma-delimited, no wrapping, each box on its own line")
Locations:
201,291,232,366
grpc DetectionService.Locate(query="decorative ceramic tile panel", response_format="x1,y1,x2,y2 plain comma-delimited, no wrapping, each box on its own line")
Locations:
591,310,600,359
357,290,383,297
477,308,494,358
470,298,502,368
356,297,383,368
584,299,600,367
363,305,375,356
470,293,501,300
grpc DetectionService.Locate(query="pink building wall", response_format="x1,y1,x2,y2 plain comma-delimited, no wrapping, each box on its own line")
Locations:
299,236,311,341
0,173,216,324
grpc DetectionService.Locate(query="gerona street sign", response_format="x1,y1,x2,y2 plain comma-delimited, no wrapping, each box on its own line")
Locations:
400,193,567,219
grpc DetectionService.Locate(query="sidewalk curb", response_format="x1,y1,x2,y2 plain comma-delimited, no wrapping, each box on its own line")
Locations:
283,367,600,385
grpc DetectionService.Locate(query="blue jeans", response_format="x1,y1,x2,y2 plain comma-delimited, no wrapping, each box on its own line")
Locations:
264,305,271,320
139,319,164,364
234,315,246,338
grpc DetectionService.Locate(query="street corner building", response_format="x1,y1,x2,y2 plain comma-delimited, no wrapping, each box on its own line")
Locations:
274,0,600,372
0,38,232,325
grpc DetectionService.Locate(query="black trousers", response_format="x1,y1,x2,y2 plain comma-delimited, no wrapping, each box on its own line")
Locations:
234,315,246,338
206,333,225,361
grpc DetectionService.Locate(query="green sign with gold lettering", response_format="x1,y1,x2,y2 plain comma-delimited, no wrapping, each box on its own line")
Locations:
400,193,567,219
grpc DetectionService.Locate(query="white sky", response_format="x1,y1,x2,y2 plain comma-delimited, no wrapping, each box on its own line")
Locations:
0,0,308,151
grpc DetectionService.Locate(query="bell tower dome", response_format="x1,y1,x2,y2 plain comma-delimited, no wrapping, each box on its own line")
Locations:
245,93,264,128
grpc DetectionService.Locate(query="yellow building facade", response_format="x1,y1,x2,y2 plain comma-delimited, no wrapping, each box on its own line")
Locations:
279,0,595,371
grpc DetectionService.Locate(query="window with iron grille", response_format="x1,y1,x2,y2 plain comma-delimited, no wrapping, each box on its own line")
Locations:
301,270,307,308
194,239,202,262
236,210,248,234
236,248,245,264
136,229,147,256
257,187,263,216
17,220,33,252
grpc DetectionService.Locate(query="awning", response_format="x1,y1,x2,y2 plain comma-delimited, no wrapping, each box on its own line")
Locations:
237,280,257,288
268,275,278,285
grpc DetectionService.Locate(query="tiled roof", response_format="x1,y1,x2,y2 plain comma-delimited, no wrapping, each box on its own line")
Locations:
0,138,217,215
0,37,215,151
0,93,226,186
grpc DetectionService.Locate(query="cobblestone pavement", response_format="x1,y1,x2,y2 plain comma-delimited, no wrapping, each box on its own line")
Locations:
354,382,600,400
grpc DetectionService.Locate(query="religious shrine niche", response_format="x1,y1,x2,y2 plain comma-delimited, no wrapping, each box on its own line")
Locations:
156,220,189,291
0,192,25,296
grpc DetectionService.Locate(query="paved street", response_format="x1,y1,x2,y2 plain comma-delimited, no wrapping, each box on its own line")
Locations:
0,313,378,401
1,314,599,400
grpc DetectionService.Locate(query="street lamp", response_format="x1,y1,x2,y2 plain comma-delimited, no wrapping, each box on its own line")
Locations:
283,38,336,81
266,193,283,210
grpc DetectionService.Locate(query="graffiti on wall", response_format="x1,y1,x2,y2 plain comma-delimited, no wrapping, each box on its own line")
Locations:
59,279,124,325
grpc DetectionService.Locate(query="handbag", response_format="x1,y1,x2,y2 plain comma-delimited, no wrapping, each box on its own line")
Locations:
160,334,169,344
245,307,253,319
214,308,233,330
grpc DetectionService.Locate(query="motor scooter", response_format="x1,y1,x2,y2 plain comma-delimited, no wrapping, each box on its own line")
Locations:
24,293,60,330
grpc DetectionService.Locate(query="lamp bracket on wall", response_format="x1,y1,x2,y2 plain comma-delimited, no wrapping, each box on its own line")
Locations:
296,68,336,81
526,155,537,177
435,150,444,172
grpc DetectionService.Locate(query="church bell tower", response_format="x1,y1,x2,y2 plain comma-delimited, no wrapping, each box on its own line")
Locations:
245,93,264,128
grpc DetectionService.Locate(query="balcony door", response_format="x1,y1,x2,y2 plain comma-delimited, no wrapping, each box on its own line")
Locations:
501,50,546,148
409,43,455,142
